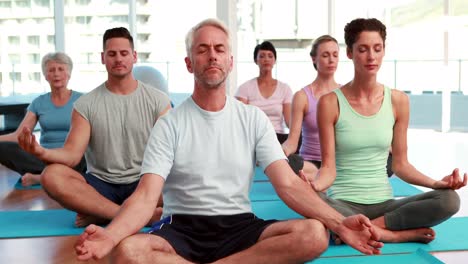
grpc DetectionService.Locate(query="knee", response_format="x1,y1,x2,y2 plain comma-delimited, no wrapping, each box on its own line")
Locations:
112,236,144,264
438,189,460,217
292,219,329,260
40,164,71,191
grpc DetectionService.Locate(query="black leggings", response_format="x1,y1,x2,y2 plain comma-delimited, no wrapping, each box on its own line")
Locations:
0,141,86,176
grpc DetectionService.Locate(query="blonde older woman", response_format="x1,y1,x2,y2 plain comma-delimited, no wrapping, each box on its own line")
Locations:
0,52,85,186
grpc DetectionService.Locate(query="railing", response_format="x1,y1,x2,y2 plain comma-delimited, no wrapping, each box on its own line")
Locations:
0,59,467,99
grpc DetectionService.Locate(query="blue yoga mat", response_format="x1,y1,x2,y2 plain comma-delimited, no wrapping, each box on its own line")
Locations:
0,206,466,259
0,209,149,238
14,177,42,190
311,249,443,264
252,167,422,197
251,200,468,257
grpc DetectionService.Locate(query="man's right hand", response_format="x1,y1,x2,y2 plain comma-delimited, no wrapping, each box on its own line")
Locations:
334,214,383,255
17,127,45,157
75,224,116,261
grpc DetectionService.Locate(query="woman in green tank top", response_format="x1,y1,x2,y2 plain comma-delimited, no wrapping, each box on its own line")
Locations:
310,18,467,244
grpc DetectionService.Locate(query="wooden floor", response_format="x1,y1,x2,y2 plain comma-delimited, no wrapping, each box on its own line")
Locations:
0,168,110,264
0,129,467,263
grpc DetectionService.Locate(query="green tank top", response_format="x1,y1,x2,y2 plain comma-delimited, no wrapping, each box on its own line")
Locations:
329,86,395,204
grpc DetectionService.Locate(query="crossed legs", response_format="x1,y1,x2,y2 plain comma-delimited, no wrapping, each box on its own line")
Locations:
41,163,162,227
112,219,328,264
323,189,460,243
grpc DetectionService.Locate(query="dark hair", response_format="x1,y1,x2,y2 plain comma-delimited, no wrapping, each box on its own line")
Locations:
103,27,134,50
344,18,386,50
309,35,338,70
253,41,276,62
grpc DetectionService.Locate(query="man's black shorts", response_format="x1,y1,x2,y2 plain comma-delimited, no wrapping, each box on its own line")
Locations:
148,213,277,263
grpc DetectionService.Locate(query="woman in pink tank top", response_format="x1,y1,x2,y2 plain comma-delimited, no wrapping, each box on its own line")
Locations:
235,41,293,143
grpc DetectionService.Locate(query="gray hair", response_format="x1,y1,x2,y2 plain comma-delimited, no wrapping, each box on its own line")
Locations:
185,18,231,59
41,52,73,77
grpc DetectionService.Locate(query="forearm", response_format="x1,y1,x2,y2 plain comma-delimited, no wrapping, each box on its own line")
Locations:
393,162,436,188
105,174,162,245
38,147,84,167
276,177,344,231
267,160,344,231
313,166,336,191
106,192,156,245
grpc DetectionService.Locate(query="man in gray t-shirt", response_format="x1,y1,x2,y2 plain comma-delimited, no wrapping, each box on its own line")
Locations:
18,27,171,227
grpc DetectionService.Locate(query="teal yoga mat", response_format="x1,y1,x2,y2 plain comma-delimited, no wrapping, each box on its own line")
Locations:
0,206,466,258
310,249,443,264
0,209,149,238
14,177,42,190
252,167,422,197
251,200,468,257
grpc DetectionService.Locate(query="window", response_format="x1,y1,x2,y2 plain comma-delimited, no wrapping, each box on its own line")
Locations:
33,0,50,8
47,35,55,45
27,36,40,48
28,72,41,82
8,54,21,64
137,33,149,42
27,53,40,64
76,0,91,5
9,72,21,82
76,16,91,24
136,15,149,23
111,0,128,4
15,1,30,8
139,52,150,62
0,1,12,8
8,36,20,46
111,15,127,23
79,52,100,64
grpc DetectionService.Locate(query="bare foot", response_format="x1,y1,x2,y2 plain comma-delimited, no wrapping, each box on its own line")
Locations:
376,226,435,243
75,213,108,228
21,173,41,187
331,233,343,245
332,227,435,245
147,207,163,227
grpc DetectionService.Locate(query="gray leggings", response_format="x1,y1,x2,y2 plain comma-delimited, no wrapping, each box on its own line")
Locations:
320,189,460,231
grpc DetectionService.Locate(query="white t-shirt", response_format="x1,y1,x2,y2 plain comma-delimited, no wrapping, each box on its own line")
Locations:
141,96,286,217
235,78,293,133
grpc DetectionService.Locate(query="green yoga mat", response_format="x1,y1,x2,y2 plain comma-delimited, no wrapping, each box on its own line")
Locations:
252,167,422,198
0,209,149,238
311,249,443,264
251,200,468,257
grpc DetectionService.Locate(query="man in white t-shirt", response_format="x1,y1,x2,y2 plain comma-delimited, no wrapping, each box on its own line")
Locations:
74,18,383,263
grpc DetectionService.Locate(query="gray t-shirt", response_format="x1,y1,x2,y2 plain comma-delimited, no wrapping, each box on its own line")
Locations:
74,81,170,184
141,96,286,217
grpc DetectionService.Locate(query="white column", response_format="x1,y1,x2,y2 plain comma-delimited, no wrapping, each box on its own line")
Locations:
441,0,451,132
129,0,137,50
54,0,65,52
217,0,238,96
328,0,335,36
